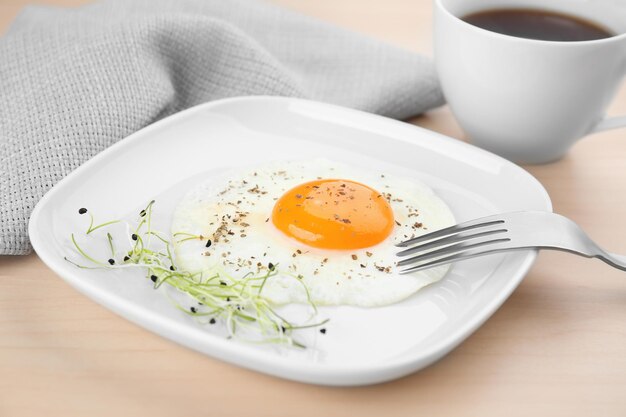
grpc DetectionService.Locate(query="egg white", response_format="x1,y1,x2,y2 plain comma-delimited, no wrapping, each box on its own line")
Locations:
171,159,455,307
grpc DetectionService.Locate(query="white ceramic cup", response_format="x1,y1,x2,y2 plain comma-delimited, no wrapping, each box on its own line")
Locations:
434,0,626,164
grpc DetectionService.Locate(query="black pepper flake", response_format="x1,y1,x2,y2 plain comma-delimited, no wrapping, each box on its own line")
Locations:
170,265,175,271
139,209,146,217
190,307,197,313
395,220,401,226
123,256,130,262
78,208,87,215
320,328,327,334
107,258,115,265
281,326,287,333
205,239,212,248
226,297,231,302
209,318,216,324
295,194,302,199
150,275,157,283
351,254,358,260
220,281,227,286
268,262,275,271
131,233,138,241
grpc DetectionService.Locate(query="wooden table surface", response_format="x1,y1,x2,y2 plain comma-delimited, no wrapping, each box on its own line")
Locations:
1,1,625,416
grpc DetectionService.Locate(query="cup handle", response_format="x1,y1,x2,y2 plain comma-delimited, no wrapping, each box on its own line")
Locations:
592,115,626,133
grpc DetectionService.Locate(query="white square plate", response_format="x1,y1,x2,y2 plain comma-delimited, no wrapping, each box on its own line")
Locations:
29,97,551,386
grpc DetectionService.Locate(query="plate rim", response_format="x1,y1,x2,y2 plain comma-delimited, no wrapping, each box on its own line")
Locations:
28,96,552,385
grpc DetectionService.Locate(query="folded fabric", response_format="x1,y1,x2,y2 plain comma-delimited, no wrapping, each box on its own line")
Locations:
0,0,444,255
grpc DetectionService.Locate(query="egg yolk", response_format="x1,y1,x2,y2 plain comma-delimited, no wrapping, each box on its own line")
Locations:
271,179,394,250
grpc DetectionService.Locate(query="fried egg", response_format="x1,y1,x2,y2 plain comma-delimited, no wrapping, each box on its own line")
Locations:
171,159,454,307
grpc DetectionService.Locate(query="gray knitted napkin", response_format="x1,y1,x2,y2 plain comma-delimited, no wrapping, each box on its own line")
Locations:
0,0,444,255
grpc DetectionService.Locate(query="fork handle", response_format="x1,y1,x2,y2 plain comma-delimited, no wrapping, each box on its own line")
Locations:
597,253,626,271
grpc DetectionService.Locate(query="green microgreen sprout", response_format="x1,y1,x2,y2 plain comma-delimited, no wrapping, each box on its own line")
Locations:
107,233,115,258
79,207,120,235
173,232,205,244
65,201,327,347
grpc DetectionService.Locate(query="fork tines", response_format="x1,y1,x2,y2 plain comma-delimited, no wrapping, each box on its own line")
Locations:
396,217,510,274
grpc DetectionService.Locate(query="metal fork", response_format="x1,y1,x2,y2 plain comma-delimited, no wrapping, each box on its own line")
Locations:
396,211,626,274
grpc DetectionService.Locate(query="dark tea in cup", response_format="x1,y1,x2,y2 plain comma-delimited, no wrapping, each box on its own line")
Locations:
462,8,614,42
